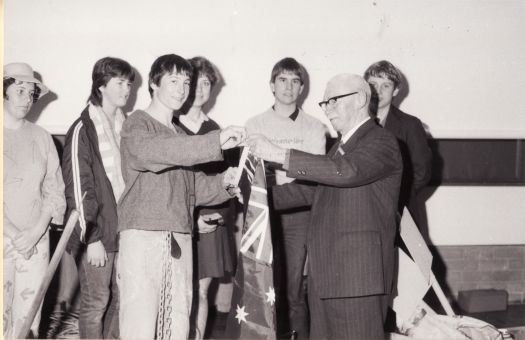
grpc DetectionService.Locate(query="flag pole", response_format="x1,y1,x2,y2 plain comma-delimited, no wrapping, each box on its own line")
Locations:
16,208,80,339
399,208,456,317
233,146,250,186
431,273,455,316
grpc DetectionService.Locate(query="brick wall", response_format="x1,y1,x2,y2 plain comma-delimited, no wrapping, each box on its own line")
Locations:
431,245,525,305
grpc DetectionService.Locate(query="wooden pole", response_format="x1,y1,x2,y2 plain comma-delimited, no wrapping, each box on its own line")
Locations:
16,210,80,339
431,272,456,316
399,208,456,317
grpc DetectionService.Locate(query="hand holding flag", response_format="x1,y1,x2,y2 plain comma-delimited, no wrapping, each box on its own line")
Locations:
223,166,243,201
246,134,286,164
223,166,239,187
220,126,247,149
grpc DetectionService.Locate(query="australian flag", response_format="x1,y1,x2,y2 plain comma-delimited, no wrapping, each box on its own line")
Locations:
225,147,276,339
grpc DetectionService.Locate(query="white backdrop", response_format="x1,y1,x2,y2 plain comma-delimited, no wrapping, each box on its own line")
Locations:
4,0,525,245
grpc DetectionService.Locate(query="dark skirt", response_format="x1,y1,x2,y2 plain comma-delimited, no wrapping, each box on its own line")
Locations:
195,224,234,279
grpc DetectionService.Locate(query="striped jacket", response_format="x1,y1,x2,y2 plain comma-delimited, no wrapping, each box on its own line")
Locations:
62,107,119,256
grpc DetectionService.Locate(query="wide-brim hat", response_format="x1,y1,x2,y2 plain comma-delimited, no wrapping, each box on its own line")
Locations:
3,62,49,97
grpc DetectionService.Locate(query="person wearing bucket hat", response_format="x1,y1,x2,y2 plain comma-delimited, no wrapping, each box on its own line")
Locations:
3,62,66,338
61,56,136,339
4,62,49,98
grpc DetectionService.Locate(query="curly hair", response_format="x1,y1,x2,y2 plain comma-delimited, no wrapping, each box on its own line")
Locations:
3,77,41,103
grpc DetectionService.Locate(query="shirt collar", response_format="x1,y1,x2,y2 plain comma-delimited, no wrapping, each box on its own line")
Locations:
179,111,209,134
272,105,299,121
376,109,389,127
88,102,125,133
341,117,371,145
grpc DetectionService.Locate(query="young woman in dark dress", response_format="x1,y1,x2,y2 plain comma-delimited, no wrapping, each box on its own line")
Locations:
179,56,235,339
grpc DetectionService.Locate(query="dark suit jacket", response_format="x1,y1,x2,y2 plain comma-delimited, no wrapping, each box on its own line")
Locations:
384,106,432,213
273,119,402,299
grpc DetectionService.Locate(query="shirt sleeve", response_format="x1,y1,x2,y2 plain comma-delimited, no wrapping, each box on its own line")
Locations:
309,122,327,155
406,118,432,193
194,171,232,207
120,115,224,173
287,131,402,188
272,181,316,210
42,132,66,225
62,123,102,244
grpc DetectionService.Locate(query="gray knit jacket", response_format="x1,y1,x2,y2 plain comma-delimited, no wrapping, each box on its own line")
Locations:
117,110,232,234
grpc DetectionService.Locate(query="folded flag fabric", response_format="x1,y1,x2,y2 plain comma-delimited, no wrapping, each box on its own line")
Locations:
225,147,276,339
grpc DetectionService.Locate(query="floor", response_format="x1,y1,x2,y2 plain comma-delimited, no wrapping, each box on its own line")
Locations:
203,305,525,340
467,304,525,340
466,304,525,329
40,303,525,339
465,304,525,340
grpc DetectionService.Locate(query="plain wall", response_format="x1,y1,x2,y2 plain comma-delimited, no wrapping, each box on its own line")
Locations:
4,0,525,245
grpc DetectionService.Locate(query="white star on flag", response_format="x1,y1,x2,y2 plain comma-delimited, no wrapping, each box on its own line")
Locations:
265,286,276,306
235,304,249,324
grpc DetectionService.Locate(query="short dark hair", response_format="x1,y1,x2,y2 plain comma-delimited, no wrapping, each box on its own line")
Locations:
270,57,305,85
148,54,192,97
189,56,218,88
364,60,403,89
88,57,135,106
3,77,41,103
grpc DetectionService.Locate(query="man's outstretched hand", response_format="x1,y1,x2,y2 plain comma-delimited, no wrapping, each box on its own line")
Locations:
246,134,286,164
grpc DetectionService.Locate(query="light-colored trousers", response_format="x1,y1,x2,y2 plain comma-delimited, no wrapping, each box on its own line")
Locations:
3,232,49,339
118,229,193,340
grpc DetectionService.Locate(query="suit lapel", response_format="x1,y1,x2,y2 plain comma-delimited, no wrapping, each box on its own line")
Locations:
328,136,342,158
338,119,376,156
384,106,402,135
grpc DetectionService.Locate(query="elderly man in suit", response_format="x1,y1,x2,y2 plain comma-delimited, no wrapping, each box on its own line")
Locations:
247,73,402,339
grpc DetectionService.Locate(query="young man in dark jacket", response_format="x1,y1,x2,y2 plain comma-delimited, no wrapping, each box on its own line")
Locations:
62,57,135,339
364,60,432,221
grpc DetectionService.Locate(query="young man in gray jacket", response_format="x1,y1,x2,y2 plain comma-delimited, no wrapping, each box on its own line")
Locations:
117,54,245,339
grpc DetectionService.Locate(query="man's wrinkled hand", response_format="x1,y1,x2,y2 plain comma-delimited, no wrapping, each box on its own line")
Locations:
246,134,286,164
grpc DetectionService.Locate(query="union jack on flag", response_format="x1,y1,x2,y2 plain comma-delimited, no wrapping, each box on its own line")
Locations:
237,150,273,265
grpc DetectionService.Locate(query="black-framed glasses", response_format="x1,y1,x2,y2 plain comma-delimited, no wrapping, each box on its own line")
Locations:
318,92,358,111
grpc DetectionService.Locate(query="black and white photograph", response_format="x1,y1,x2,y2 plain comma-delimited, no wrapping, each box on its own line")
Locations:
3,0,525,339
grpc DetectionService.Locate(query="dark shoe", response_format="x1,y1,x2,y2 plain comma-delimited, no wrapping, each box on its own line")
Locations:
278,329,298,339
214,311,229,331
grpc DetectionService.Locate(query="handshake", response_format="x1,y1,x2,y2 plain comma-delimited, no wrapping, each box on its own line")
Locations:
219,126,287,206
220,126,286,164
